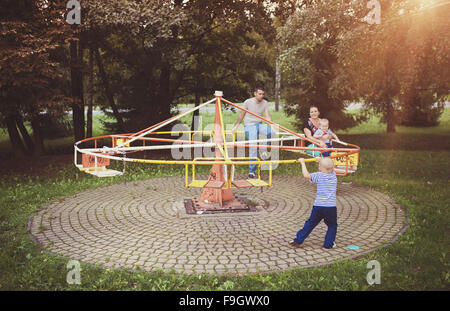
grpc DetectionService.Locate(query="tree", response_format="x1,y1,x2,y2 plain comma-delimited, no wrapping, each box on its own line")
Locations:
0,0,73,156
78,0,189,131
81,0,279,132
177,0,281,131
69,35,86,142
335,0,450,132
277,0,367,131
397,1,450,126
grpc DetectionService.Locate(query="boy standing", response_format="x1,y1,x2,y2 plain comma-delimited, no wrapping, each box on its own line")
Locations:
290,157,338,249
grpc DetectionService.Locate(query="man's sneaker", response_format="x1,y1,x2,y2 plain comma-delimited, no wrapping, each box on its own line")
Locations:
248,173,256,179
260,151,270,160
289,241,303,248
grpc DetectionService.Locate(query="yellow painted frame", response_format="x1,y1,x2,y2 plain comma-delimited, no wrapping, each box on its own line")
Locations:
185,157,275,188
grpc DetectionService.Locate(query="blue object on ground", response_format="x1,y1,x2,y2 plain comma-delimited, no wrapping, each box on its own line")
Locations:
346,245,360,250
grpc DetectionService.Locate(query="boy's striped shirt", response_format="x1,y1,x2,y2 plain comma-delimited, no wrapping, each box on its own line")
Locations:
310,171,337,207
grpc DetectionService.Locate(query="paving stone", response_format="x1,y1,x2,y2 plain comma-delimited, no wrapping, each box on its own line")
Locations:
29,176,408,275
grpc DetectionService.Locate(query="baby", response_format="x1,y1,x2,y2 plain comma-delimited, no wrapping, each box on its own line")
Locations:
313,119,340,157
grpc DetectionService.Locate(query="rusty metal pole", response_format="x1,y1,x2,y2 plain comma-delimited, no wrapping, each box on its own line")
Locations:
199,91,235,208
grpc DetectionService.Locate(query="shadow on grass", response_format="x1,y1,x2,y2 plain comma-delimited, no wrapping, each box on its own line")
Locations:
340,134,450,151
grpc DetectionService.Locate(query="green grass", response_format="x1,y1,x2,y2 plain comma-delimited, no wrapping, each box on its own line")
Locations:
0,147,449,290
339,107,450,135
0,106,449,291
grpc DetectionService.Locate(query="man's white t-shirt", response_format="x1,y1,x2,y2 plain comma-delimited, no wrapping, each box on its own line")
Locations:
242,98,269,125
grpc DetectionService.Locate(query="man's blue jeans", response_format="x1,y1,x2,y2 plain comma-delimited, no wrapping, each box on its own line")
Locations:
244,123,274,175
294,206,338,249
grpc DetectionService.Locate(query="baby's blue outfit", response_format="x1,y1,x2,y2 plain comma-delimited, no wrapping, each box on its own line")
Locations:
313,128,334,157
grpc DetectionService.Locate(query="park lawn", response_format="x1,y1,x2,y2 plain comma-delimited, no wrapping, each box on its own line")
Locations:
0,142,448,290
339,107,450,135
0,106,448,290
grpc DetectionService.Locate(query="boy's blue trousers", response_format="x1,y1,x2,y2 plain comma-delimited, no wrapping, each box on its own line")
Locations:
294,205,337,249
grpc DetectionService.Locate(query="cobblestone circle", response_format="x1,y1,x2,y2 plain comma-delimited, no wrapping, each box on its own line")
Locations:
29,176,408,275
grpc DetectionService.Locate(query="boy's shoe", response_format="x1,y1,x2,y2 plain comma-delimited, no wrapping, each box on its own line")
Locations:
289,241,303,248
248,173,256,179
323,242,336,249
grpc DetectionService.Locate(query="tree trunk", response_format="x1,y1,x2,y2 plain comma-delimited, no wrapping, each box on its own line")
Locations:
159,62,171,121
384,57,396,133
275,53,281,112
86,47,94,138
30,115,45,156
5,116,27,158
70,39,85,142
191,91,201,132
15,114,34,153
94,47,124,131
386,101,396,133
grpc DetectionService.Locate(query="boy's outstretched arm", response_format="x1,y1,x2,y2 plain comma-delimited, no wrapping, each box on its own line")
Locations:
299,158,311,180
331,132,340,142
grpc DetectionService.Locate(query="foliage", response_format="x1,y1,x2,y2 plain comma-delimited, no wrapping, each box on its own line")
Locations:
0,0,72,116
279,0,449,133
82,0,278,132
335,0,450,131
1,0,448,158
278,0,368,131
0,0,74,155
396,0,450,126
39,113,73,139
